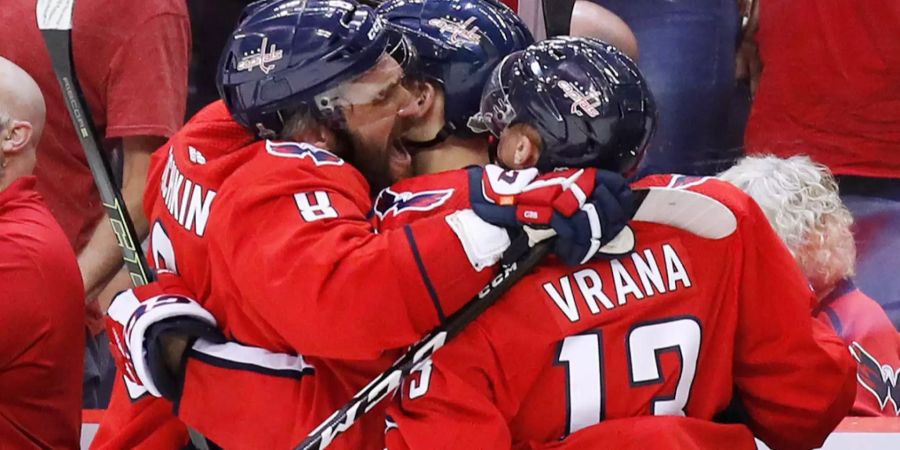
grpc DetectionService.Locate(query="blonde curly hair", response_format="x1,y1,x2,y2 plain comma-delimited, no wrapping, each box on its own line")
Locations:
719,155,856,294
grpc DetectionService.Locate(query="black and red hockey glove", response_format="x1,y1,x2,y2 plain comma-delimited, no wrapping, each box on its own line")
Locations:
468,164,636,265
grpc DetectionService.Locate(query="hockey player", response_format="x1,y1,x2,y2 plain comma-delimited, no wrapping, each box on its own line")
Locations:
95,1,625,448
377,0,534,174
721,155,900,418
380,38,857,450
103,14,854,450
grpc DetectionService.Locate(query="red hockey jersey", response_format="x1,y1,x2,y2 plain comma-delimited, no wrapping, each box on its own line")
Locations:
97,161,855,449
814,279,900,417
383,174,856,450
93,101,497,449
525,415,757,450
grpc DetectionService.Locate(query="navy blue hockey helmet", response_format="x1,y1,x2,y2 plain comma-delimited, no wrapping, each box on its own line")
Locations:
217,0,393,137
377,0,534,140
477,37,657,174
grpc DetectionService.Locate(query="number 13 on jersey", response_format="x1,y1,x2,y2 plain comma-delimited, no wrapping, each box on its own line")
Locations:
556,317,702,435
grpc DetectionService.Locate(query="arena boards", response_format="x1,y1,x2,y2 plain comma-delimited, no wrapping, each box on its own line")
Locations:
79,411,900,450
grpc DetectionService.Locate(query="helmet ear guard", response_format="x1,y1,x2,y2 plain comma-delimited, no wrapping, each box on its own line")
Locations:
469,51,522,137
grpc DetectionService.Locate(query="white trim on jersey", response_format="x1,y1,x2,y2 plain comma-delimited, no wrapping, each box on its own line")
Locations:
192,338,315,377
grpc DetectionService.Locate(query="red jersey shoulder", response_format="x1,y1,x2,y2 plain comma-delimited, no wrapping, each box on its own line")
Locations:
145,101,253,197
145,104,258,239
232,140,368,198
374,169,470,230
206,139,373,237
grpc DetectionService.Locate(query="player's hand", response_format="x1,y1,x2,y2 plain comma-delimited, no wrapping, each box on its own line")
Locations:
469,165,637,265
543,168,637,265
105,274,219,400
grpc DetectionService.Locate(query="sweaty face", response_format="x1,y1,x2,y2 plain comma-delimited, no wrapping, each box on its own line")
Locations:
337,56,416,192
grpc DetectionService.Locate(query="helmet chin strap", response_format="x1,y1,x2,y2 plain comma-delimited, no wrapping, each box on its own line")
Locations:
400,124,452,152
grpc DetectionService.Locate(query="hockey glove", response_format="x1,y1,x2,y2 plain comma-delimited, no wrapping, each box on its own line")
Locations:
468,165,637,265
105,274,222,401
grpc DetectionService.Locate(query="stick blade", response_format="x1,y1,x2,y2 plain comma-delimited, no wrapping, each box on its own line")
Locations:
633,187,738,240
36,0,74,31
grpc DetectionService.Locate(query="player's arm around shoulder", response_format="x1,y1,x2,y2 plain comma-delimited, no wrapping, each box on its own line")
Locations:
207,146,495,359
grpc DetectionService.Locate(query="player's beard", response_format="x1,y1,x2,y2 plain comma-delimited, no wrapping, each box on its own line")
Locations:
338,127,397,194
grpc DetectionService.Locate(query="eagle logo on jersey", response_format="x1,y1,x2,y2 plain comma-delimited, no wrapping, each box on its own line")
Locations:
374,187,455,219
265,141,344,166
666,175,714,190
850,341,900,415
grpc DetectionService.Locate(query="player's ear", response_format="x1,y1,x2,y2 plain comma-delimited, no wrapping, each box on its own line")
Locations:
290,121,333,153
499,124,541,169
399,79,436,120
1,120,33,154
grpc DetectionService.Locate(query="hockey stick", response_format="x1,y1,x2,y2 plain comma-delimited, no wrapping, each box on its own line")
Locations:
297,184,739,450
296,236,555,450
543,0,577,37
297,188,651,450
35,0,151,286
35,1,210,448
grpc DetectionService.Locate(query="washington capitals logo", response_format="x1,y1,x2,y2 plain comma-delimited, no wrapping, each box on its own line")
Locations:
428,17,482,47
237,36,284,75
374,187,455,219
266,141,344,166
557,80,601,118
850,341,900,415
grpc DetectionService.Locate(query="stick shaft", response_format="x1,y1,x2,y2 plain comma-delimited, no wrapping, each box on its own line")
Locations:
37,4,209,447
39,28,153,286
296,239,553,450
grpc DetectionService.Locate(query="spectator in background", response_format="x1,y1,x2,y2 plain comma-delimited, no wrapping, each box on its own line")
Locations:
568,0,638,59
0,0,191,407
184,0,641,128
742,0,900,326
0,57,84,449
721,155,900,417
582,0,748,176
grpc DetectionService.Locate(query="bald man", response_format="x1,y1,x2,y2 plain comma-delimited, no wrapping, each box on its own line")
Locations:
569,0,638,59
0,58,45,186
0,57,84,449
512,0,639,60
